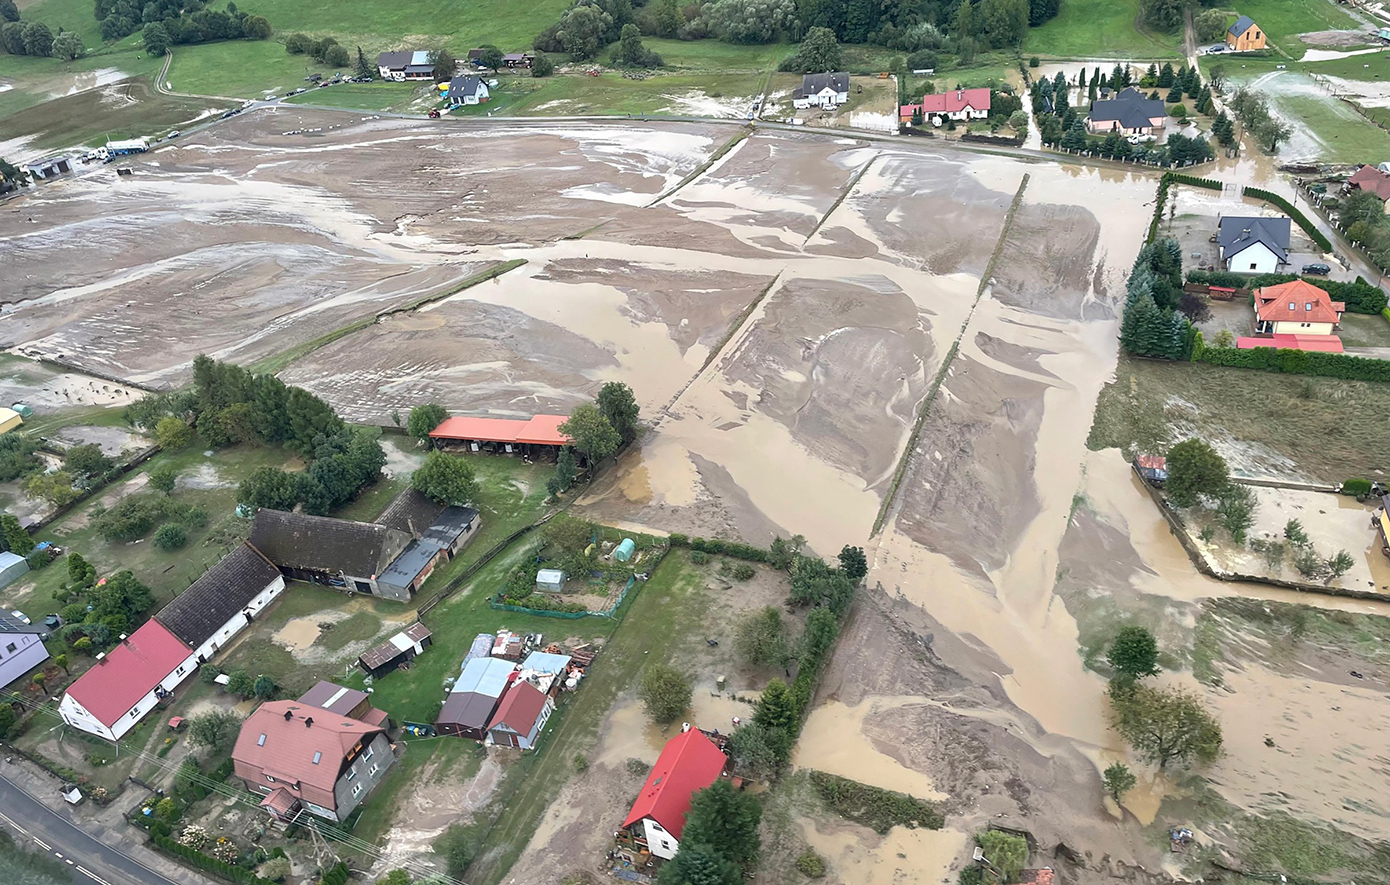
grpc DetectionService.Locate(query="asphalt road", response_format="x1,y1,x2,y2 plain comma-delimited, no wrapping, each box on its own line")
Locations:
0,772,187,885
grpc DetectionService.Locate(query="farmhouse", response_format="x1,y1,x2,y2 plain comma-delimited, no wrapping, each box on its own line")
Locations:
486,679,554,749
1086,87,1166,136
376,50,440,81
1218,216,1290,273
919,87,990,125
0,611,49,690
447,75,490,108
436,656,515,738
1226,15,1265,51
154,543,285,664
619,729,729,861
792,72,850,110
59,620,198,741
248,509,413,601
429,414,570,459
1347,165,1390,207
357,622,432,679
233,699,395,823
1253,279,1344,336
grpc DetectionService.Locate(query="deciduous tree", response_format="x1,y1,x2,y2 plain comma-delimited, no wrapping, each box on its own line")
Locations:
1,513,33,555
1108,682,1222,769
186,710,241,751
734,607,789,669
411,451,480,506
596,381,640,442
559,403,620,465
50,31,83,60
1103,761,1136,803
837,545,867,582
155,416,193,450
1107,626,1159,681
639,663,691,724
1164,439,1228,507
479,44,505,74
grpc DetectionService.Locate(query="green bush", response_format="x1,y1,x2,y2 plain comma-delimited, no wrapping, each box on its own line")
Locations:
1164,172,1222,191
1185,270,1386,314
150,833,271,884
796,849,827,877
689,550,709,565
1242,186,1332,251
153,523,188,550
731,562,756,581
689,537,769,562
1382,307,1390,323
1342,478,1374,498
808,770,944,834
1198,345,1390,382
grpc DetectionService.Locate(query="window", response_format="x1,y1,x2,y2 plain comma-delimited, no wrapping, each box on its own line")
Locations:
1250,263,1257,270
1305,302,1312,311
4,643,15,654
363,748,374,762
369,764,380,776
1289,302,1296,310
346,769,356,781
661,840,671,850
352,784,363,798
266,774,275,783
257,734,267,747
312,752,322,765
176,666,184,676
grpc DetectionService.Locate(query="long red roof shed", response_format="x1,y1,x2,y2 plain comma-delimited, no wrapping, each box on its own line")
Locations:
64,620,192,727
429,415,571,446
621,729,727,839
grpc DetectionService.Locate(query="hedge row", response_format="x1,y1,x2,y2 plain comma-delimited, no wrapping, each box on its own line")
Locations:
808,770,944,834
1197,345,1390,382
668,533,770,563
151,834,271,885
1165,172,1222,191
1242,186,1332,252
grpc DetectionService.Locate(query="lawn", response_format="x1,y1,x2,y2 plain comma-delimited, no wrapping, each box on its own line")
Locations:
0,73,219,149
1087,353,1390,483
285,81,422,111
1025,0,1182,59
352,736,483,847
506,69,764,117
166,39,353,99
1338,312,1390,348
1225,0,1360,56
16,0,116,51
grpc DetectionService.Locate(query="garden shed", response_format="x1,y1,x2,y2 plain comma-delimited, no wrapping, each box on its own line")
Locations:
614,538,636,562
536,569,566,592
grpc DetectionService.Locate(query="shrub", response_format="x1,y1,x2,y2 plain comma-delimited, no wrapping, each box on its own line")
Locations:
689,550,709,565
1197,345,1390,383
1028,56,1039,67
730,562,756,581
1342,478,1373,498
153,523,188,550
808,771,944,834
638,663,691,724
795,849,826,878
976,831,1028,882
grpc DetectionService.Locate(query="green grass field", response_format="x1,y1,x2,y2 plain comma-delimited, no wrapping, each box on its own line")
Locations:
17,0,112,50
166,39,350,99
1025,0,1182,59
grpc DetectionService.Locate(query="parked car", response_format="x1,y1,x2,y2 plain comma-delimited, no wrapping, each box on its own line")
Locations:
221,110,237,119
9,610,29,625
1302,263,1331,275
167,130,180,138
1207,44,1227,53
305,74,322,82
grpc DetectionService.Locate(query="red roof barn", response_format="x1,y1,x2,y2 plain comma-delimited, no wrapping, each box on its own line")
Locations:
620,730,728,860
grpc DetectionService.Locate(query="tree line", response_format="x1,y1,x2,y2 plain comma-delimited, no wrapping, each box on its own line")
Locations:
532,0,1061,67
99,0,269,48
1119,239,1197,361
0,1,85,60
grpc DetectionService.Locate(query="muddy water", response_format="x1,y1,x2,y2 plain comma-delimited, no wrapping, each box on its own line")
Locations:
801,818,968,885
272,618,321,651
793,698,948,801
596,690,757,768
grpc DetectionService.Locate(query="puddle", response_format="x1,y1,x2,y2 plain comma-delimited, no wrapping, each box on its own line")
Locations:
794,698,948,802
800,818,968,885
273,618,322,651
596,689,757,769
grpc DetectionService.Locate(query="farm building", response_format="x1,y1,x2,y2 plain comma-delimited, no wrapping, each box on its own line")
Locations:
1347,165,1390,206
248,509,414,601
486,680,554,749
59,620,199,741
377,50,440,81
1218,216,1290,274
297,681,389,727
437,656,515,738
0,611,49,690
374,490,481,599
619,729,729,861
429,414,570,458
0,408,23,435
233,700,395,823
154,543,285,664
358,623,432,679
23,157,72,181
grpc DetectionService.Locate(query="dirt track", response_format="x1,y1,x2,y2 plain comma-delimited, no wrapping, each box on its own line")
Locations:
4,110,1384,883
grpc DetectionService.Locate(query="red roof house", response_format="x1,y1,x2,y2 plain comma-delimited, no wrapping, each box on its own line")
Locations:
1348,165,1390,202
620,730,728,860
58,620,197,741
1253,280,1344,336
429,414,571,452
919,87,991,123
486,680,554,749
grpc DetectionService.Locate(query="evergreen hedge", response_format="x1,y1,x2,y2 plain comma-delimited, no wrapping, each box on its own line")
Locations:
669,534,771,563
1242,186,1332,252
151,834,270,885
1186,270,1387,314
1197,345,1390,382
1164,172,1222,191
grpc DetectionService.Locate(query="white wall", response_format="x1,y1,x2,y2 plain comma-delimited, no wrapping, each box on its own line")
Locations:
0,634,48,689
59,693,116,741
59,647,199,742
642,819,679,860
1225,241,1280,273
190,576,286,663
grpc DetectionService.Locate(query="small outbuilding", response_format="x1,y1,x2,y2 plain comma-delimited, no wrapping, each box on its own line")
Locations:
536,569,566,592
0,408,23,435
486,680,554,749
1133,454,1167,486
357,622,432,679
614,538,636,562
0,551,30,590
437,656,515,738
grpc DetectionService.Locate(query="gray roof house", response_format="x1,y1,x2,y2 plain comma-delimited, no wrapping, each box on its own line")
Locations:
446,75,490,107
1228,15,1256,37
1218,216,1291,272
373,488,482,599
377,50,440,81
792,72,850,110
0,611,49,690
1086,87,1167,134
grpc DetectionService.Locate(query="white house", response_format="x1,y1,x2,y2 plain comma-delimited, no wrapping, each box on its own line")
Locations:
59,543,285,741
154,544,285,664
0,612,50,689
1218,216,1291,274
792,72,850,110
446,75,490,108
59,620,199,741
919,87,991,124
377,50,439,82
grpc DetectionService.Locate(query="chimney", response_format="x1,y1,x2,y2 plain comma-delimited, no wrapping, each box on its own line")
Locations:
305,716,314,728
284,710,293,721
957,89,963,100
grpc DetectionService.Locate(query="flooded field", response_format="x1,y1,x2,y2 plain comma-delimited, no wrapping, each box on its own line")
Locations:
3,108,1384,883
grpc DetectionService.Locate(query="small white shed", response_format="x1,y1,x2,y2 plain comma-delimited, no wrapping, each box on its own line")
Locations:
0,551,29,591
536,569,566,592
